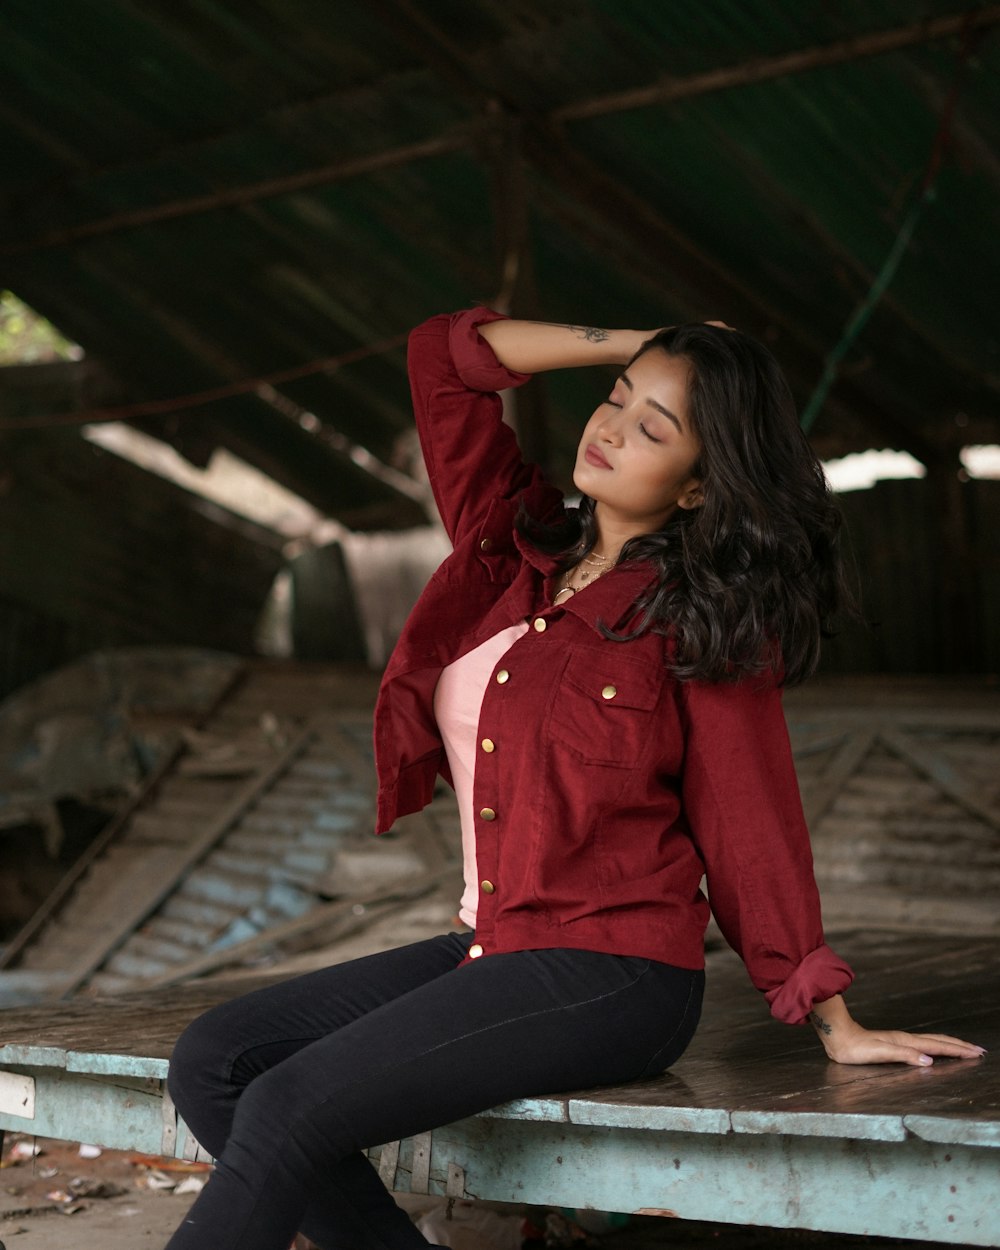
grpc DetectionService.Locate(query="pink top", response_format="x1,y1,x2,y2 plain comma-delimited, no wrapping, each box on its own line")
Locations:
434,621,530,926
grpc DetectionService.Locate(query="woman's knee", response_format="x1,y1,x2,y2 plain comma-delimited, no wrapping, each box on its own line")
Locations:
167,1003,238,1119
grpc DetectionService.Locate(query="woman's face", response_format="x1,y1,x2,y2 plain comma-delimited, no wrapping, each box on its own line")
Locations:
573,347,703,536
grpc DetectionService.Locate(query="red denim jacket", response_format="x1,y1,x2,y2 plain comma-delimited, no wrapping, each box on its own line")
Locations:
372,307,853,1024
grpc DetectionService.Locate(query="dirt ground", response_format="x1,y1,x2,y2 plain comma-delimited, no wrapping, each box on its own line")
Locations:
0,1135,199,1248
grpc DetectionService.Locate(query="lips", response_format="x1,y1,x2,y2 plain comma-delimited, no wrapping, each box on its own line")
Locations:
584,444,612,469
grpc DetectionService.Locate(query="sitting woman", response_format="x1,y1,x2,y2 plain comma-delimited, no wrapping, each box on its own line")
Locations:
163,308,983,1250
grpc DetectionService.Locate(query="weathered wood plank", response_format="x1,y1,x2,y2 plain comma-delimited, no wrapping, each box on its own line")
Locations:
880,728,1000,834
43,723,321,996
800,728,877,827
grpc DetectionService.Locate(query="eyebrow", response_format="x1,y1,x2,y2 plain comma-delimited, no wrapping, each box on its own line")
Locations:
619,372,684,434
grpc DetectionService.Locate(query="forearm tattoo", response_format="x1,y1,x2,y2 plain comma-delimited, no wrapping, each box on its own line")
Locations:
538,321,611,344
809,1011,832,1036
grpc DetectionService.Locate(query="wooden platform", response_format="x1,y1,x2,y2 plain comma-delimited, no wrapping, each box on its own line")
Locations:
1,931,998,1246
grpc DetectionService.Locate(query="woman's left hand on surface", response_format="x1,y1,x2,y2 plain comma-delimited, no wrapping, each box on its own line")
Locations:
816,1020,987,1067
809,994,986,1065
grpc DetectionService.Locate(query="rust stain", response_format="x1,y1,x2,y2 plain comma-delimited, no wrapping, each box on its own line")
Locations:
634,1208,679,1218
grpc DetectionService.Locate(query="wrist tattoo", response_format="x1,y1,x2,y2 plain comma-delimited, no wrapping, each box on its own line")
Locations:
569,325,611,343
809,1011,832,1036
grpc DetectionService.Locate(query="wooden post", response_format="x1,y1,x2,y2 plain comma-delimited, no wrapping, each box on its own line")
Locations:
924,452,980,671
486,108,551,477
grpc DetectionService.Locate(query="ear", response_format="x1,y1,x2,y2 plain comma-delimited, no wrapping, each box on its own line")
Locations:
677,482,704,511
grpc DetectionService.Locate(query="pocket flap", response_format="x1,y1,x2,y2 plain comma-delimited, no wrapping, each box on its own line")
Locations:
562,648,661,711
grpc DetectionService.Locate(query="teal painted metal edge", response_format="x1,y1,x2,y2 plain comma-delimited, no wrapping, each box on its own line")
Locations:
732,1109,908,1142
477,1096,568,1122
567,1099,731,1135
65,1051,169,1079
0,1044,67,1067
904,1115,1000,1148
0,1067,173,1156
427,1119,1000,1246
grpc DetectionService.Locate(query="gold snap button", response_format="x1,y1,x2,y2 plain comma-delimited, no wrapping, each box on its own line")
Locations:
496,669,510,684
479,807,496,821
469,943,484,958
481,738,495,753
601,684,617,700
480,880,495,894
480,538,492,552
533,618,547,632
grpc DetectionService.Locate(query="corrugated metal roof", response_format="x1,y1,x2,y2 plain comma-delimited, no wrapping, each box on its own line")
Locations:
1,1,998,515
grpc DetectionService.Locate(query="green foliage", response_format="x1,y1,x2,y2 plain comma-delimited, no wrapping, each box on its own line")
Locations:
0,290,80,365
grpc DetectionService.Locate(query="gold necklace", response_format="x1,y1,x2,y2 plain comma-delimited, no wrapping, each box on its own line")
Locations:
553,552,615,602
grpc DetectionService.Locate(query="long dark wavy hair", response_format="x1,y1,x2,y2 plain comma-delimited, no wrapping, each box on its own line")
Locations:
517,323,853,686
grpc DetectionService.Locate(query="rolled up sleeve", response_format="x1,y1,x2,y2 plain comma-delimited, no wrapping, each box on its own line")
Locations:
680,673,854,1024
764,943,855,1024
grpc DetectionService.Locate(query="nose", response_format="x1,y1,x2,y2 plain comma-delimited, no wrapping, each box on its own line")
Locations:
596,412,624,445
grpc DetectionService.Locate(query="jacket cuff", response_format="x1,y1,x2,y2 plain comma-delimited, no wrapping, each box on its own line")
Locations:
448,307,532,392
764,943,855,1024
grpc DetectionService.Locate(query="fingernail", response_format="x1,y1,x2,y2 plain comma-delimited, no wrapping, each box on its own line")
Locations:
918,1054,933,1065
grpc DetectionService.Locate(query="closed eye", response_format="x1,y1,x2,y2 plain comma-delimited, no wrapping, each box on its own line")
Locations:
639,421,662,444
604,399,622,409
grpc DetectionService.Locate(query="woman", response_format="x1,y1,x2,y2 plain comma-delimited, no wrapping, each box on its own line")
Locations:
164,309,983,1250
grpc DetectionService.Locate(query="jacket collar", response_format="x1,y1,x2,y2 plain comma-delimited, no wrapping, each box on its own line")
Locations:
556,562,659,634
512,528,658,635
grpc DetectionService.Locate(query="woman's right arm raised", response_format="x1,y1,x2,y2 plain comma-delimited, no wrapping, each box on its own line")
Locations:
476,319,649,374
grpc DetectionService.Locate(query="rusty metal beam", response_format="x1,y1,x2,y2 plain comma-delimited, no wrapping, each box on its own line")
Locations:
486,106,552,474
553,7,1000,122
0,129,473,258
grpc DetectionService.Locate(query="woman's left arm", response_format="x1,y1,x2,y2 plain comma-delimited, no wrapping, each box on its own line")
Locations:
809,993,986,1065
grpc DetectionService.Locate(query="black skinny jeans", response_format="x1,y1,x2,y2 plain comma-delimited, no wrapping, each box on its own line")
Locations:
164,931,704,1250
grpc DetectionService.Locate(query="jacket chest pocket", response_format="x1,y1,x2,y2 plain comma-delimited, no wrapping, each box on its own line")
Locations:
547,647,662,767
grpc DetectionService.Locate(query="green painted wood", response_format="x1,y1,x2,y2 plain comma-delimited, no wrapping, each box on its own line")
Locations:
0,1043,67,1068
730,1109,908,1141
0,1063,203,1160
905,1115,1000,1149
65,1051,168,1079
0,1064,168,1153
566,1100,731,1135
477,1096,568,1123
388,1118,1000,1246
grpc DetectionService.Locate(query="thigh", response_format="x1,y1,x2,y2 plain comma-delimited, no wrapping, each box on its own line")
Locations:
169,930,473,1090
228,947,703,1158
